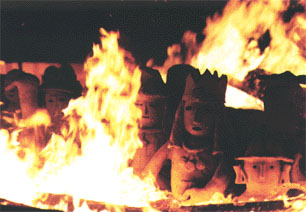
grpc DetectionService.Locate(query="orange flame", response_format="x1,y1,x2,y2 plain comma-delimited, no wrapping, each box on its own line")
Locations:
148,0,306,110
0,0,305,211
0,28,166,211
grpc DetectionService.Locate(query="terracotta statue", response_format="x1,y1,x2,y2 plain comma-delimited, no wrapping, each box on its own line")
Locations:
0,69,49,151
39,64,83,133
131,67,168,176
1,69,40,130
259,71,305,183
233,138,294,202
144,67,233,204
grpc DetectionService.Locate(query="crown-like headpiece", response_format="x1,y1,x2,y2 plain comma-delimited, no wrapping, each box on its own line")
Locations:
182,69,227,103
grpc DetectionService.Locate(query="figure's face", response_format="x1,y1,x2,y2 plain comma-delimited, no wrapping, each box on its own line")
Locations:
244,160,281,188
135,95,165,129
45,89,71,121
184,101,221,136
4,86,19,104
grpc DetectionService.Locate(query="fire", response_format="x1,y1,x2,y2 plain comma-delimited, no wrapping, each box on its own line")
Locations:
0,0,305,211
0,28,166,211
147,0,306,110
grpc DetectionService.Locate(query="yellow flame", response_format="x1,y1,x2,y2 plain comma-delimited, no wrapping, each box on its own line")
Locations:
1,0,306,211
0,28,166,211
148,0,306,111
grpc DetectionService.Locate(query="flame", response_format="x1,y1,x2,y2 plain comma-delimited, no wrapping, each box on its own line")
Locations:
148,0,306,110
146,0,306,209
0,28,166,211
0,0,305,211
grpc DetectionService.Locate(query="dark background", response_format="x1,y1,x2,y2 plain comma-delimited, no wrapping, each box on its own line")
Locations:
1,0,228,66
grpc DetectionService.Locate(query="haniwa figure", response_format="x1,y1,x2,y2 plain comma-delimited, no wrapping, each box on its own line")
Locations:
144,68,234,204
39,64,83,134
131,67,168,177
1,69,40,130
233,138,294,202
259,71,305,183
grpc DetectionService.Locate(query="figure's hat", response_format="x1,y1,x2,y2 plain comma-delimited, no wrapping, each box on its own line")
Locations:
4,69,39,88
40,64,82,98
182,69,227,103
235,134,294,163
139,66,166,97
233,133,294,186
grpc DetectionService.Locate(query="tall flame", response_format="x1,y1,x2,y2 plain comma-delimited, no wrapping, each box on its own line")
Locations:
0,28,166,211
0,0,305,211
191,0,305,79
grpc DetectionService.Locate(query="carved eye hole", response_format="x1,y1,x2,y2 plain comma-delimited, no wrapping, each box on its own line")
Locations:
185,106,192,111
270,166,274,169
253,165,257,169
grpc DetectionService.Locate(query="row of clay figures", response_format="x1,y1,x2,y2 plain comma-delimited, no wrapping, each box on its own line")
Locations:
0,64,83,147
0,63,305,205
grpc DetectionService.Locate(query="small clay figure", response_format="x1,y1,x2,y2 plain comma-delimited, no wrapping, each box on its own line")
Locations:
3,69,39,117
233,138,294,202
0,69,47,151
1,69,40,130
39,64,82,133
131,67,168,176
259,71,306,181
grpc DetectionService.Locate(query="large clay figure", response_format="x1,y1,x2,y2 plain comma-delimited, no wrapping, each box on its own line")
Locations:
144,67,233,204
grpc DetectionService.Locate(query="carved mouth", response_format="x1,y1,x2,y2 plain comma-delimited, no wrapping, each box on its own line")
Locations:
142,116,150,119
192,127,202,131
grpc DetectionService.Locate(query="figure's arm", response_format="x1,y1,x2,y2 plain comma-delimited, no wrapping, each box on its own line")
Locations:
142,141,171,179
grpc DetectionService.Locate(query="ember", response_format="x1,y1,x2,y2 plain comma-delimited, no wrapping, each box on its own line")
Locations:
0,0,306,212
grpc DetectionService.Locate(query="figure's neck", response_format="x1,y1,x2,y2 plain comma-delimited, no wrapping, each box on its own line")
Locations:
190,133,214,144
185,134,214,151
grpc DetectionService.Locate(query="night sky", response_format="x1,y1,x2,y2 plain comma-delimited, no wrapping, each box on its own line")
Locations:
1,0,228,66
